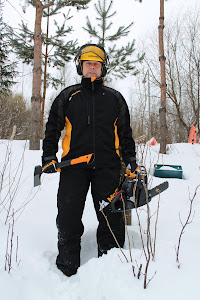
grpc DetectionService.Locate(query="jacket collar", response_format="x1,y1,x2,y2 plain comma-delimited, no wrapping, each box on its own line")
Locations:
81,77,103,91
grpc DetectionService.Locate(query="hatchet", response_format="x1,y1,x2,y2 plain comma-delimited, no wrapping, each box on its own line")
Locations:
34,153,94,187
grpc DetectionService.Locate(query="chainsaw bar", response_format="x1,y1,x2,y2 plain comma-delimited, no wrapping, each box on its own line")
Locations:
110,181,169,213
138,181,169,207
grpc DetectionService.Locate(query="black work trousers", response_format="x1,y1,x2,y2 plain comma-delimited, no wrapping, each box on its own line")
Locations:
56,167,125,276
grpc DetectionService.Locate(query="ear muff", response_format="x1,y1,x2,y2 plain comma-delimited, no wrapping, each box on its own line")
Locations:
101,65,107,77
74,44,109,77
76,62,82,76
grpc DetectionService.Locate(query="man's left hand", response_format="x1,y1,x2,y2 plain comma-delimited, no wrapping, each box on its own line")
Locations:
130,160,138,173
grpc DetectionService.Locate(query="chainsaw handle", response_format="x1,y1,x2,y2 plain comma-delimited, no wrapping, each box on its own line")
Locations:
126,167,140,178
110,190,135,213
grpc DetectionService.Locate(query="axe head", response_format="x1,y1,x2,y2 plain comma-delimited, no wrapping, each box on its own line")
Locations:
34,165,43,187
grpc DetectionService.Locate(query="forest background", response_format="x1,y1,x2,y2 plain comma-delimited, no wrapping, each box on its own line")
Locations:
1,0,200,144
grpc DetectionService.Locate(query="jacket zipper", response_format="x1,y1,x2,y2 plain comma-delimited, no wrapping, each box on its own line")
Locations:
87,98,90,125
92,81,96,167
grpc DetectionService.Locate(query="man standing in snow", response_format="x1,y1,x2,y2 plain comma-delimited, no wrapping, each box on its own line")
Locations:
42,44,137,276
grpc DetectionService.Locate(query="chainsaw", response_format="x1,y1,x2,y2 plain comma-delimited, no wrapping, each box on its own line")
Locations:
110,167,169,213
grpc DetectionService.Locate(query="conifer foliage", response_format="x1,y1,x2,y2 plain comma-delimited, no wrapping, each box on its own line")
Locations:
0,1,17,93
9,1,90,88
8,0,91,150
83,0,144,80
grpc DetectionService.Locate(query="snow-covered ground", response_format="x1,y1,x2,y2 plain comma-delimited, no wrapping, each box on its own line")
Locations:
0,140,200,300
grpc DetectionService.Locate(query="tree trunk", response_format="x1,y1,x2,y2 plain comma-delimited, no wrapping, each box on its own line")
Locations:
40,8,50,139
158,0,167,154
125,210,132,226
30,1,43,150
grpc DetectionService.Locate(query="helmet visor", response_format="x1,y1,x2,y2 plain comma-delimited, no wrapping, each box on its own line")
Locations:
79,46,105,63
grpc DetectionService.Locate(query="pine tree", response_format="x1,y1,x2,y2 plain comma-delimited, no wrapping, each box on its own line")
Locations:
83,0,144,80
0,1,17,93
8,0,91,150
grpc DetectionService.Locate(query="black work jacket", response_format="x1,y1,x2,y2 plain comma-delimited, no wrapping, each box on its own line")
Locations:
42,77,136,168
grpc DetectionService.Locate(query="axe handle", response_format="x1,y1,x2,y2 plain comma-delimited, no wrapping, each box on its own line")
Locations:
39,153,94,173
54,153,94,171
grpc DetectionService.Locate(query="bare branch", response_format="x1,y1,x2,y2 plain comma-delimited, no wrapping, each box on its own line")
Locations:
100,202,129,263
175,185,200,266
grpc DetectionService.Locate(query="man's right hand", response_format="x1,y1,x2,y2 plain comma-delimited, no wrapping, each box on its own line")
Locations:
42,156,58,173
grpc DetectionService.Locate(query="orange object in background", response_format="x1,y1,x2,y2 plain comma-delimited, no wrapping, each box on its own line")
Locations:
188,125,197,144
150,137,157,146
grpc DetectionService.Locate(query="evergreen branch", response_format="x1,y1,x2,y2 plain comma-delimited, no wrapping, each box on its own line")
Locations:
6,25,34,64
53,18,73,37
29,0,90,14
56,0,91,10
95,0,116,19
83,16,101,39
106,22,133,41
43,1,55,9
0,4,18,92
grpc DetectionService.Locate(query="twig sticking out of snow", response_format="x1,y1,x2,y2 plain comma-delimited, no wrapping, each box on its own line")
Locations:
175,184,200,268
4,210,20,273
99,202,129,263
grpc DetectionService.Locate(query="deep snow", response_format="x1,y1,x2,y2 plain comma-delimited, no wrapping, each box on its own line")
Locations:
0,140,200,300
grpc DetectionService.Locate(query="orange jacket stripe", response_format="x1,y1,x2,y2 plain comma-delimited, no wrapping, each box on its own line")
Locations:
70,90,81,98
114,118,120,157
62,116,72,158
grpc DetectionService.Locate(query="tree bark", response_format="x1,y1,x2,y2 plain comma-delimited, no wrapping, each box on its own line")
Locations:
30,1,43,150
125,210,132,225
158,0,167,154
40,7,50,139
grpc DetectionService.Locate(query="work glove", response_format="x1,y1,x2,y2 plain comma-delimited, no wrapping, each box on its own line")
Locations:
42,156,58,173
127,158,138,175
130,160,138,173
